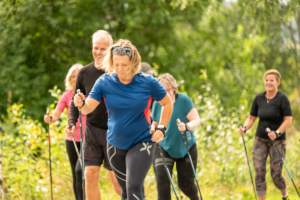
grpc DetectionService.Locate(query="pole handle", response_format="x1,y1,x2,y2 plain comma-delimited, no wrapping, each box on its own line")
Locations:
176,118,184,134
76,89,82,110
149,125,155,134
239,125,247,133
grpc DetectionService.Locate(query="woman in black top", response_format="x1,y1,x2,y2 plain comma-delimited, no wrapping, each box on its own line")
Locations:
239,69,292,200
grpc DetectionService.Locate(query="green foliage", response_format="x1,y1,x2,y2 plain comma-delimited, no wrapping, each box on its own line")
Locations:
1,0,299,120
3,88,300,199
0,0,207,119
1,0,300,199
1,89,72,199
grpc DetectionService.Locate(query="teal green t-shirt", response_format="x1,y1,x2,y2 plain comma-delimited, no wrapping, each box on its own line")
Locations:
152,93,196,158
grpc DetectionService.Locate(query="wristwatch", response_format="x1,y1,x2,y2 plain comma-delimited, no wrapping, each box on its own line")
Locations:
157,125,167,131
185,124,191,131
275,130,282,138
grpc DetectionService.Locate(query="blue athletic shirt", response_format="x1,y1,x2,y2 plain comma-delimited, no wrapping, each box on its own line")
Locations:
152,93,196,158
88,71,167,150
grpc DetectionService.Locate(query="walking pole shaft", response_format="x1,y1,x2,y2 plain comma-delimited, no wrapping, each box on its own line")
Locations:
72,136,82,169
46,109,53,200
242,136,257,200
77,89,85,200
150,125,179,200
177,119,203,200
157,144,179,200
273,141,300,197
239,126,257,200
265,128,300,197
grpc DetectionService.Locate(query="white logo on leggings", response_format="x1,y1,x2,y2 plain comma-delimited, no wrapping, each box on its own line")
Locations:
140,142,152,156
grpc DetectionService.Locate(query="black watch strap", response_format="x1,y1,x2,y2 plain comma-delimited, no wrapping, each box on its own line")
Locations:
243,126,247,133
185,124,190,131
155,127,166,136
275,130,281,138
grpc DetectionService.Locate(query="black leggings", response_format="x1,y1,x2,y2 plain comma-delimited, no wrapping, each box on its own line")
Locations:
154,144,198,200
65,140,83,200
107,142,156,200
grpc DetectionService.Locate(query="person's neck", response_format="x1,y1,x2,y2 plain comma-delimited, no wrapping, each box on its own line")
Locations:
171,93,176,103
119,77,133,84
266,89,278,99
94,62,104,70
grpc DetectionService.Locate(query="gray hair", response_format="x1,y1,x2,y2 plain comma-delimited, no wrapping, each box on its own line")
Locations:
92,30,113,46
65,63,84,91
158,73,178,93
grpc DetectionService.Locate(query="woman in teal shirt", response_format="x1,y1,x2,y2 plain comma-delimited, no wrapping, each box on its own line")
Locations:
152,73,200,200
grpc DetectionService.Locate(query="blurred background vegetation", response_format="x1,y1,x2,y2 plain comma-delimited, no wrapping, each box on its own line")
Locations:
1,0,300,199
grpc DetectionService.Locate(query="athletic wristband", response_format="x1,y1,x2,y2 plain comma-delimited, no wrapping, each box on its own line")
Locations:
155,127,165,136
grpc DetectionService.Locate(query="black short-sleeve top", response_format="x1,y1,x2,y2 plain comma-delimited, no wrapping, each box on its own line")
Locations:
250,91,292,140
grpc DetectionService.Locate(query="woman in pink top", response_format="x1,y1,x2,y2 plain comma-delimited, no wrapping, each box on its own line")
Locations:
44,63,86,200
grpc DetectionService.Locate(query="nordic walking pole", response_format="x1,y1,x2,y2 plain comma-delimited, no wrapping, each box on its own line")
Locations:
46,109,53,200
172,164,183,200
239,126,257,200
150,125,179,200
76,89,85,200
176,119,203,200
72,136,82,169
265,128,300,197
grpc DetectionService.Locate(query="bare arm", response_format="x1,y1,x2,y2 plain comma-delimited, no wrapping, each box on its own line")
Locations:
44,110,63,123
177,107,200,132
151,94,173,143
239,115,257,136
156,94,173,127
277,116,292,133
74,94,100,115
267,116,293,140
152,121,158,127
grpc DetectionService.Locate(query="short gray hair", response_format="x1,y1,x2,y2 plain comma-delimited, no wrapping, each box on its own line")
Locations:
158,73,178,93
92,30,113,46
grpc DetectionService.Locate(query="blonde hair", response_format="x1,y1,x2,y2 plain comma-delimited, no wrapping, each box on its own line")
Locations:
92,30,113,46
158,73,178,94
264,69,281,81
65,63,84,91
103,39,141,79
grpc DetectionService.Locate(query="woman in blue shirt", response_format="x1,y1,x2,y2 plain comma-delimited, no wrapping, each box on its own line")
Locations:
74,39,173,200
152,73,200,200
